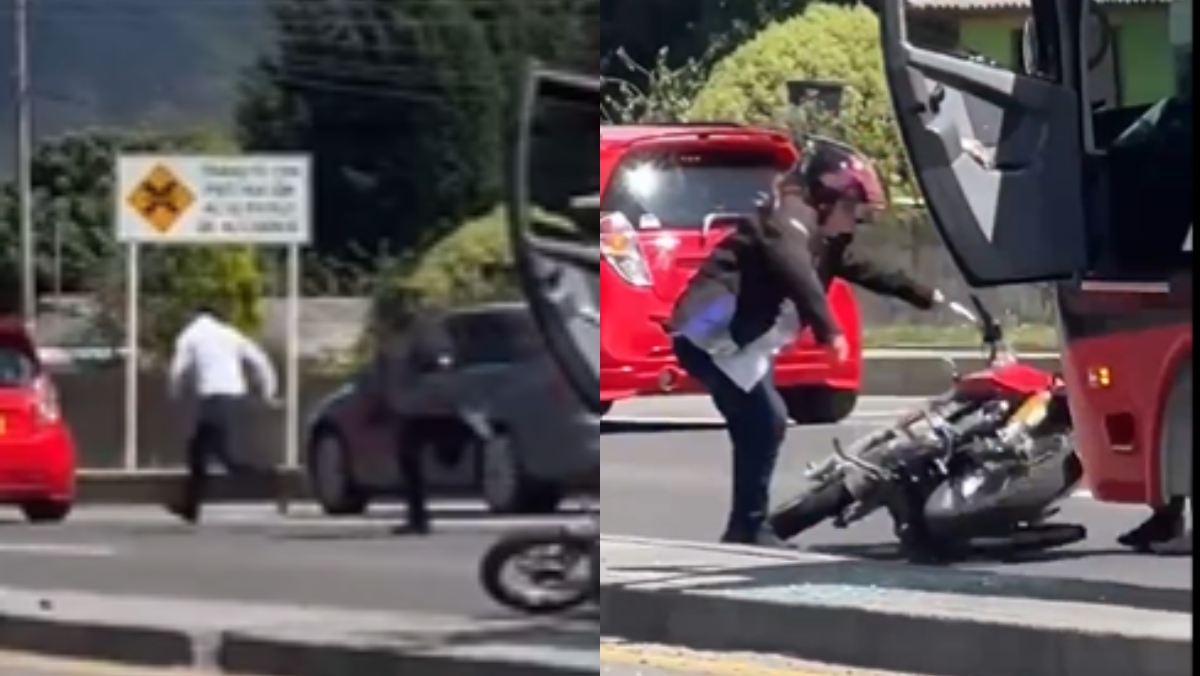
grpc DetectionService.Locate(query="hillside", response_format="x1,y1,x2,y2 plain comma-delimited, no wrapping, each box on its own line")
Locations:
0,0,269,176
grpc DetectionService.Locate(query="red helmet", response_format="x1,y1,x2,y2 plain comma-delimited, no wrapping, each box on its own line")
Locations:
794,137,888,219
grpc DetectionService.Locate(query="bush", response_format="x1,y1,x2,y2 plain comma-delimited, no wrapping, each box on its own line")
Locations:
371,206,519,331
688,3,913,199
90,245,266,359
145,246,265,349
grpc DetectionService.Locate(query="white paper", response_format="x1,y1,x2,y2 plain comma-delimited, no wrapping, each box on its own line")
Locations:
712,342,774,392
711,305,800,393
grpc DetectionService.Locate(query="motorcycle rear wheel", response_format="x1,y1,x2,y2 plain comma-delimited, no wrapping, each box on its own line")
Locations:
768,480,856,541
480,528,596,615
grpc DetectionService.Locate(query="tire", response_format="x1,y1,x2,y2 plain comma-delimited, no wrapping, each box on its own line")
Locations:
306,426,370,517
924,435,1082,538
22,500,71,524
781,387,858,425
481,433,563,515
769,480,856,541
479,528,595,615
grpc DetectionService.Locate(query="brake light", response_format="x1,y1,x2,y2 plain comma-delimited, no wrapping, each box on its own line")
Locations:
600,212,652,287
33,376,60,424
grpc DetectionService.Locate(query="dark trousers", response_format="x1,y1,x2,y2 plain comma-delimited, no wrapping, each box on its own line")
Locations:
396,420,431,530
673,337,788,535
183,395,267,511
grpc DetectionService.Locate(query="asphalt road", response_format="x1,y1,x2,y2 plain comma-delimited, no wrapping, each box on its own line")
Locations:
0,502,592,619
600,397,1193,591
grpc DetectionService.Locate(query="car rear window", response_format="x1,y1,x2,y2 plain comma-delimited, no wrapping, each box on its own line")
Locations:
0,346,37,387
601,149,779,227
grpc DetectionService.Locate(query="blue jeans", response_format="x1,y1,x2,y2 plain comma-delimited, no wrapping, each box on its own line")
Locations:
673,337,788,536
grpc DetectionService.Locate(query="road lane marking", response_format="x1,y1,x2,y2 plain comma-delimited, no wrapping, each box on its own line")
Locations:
0,651,217,676
601,642,911,675
0,543,117,558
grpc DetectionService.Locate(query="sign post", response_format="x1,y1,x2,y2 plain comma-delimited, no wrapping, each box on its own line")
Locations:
115,154,313,481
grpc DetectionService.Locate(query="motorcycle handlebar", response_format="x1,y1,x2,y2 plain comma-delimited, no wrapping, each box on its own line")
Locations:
966,294,1010,364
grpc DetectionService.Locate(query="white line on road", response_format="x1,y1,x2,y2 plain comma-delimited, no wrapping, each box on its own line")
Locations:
0,543,117,558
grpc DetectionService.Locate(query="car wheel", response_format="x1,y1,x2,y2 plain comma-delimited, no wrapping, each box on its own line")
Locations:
307,427,370,516
781,387,858,425
480,433,562,515
22,500,71,524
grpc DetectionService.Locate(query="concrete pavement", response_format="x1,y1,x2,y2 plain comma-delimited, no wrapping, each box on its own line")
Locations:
0,503,590,616
600,537,1190,676
599,396,1191,675
600,397,1192,589
601,642,924,675
0,587,594,676
0,504,596,675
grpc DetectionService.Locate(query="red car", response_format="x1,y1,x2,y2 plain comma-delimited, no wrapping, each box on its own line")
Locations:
0,320,76,523
599,124,863,423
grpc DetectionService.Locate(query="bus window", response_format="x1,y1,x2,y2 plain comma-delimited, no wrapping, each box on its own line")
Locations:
1096,0,1192,274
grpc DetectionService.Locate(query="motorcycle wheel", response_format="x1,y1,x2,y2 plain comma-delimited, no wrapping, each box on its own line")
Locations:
480,528,595,615
768,480,855,541
924,434,1083,539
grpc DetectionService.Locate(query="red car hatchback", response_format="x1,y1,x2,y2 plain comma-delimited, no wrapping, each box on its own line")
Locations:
0,320,76,523
599,124,863,423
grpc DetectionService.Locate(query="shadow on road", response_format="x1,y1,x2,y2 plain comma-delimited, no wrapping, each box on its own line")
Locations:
600,419,725,435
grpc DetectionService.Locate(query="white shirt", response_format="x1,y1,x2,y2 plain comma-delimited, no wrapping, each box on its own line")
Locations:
168,315,278,400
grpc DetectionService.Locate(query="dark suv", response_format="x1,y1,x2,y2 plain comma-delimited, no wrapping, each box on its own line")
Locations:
305,302,598,515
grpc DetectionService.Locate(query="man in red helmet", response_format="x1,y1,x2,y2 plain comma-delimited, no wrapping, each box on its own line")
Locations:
668,137,950,548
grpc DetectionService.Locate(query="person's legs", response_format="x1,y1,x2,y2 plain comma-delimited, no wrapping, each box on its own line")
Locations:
395,419,431,535
172,397,226,523
674,338,789,547
1119,497,1189,553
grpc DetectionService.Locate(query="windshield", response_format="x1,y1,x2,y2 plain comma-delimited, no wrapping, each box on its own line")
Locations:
601,149,778,227
0,347,36,388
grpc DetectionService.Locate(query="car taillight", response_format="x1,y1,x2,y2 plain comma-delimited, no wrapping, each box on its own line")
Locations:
33,376,60,424
600,212,652,287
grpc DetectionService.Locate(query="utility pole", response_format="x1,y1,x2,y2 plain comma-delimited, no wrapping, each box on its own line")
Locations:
14,0,35,330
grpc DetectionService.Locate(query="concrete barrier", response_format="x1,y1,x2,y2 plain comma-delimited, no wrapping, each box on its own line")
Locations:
0,587,595,676
600,536,1191,676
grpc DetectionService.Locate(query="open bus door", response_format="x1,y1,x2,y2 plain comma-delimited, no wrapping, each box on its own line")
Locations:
878,0,1090,286
507,65,601,413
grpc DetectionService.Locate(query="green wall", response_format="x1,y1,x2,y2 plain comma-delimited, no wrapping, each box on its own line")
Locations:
958,8,1173,106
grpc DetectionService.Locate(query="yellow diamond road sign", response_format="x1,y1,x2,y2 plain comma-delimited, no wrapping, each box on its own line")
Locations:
126,164,196,234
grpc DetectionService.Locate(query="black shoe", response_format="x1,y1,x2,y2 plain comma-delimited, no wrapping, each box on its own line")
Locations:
165,502,200,525
720,527,793,550
1118,511,1184,552
1151,529,1192,556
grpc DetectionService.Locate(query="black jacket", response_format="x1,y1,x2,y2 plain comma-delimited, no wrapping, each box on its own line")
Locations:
668,212,839,348
817,234,937,310
668,214,935,350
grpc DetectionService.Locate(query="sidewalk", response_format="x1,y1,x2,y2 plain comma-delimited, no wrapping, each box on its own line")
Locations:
600,535,1192,676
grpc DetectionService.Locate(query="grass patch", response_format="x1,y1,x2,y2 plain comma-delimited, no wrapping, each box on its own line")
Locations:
863,323,1059,350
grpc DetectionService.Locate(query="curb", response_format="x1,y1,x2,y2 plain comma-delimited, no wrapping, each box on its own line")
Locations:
0,589,595,676
599,538,1192,676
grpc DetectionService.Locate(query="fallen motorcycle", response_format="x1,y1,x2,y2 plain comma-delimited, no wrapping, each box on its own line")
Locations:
769,295,1086,561
479,511,598,615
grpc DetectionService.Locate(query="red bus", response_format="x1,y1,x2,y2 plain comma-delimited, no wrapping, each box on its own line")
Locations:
879,0,1192,507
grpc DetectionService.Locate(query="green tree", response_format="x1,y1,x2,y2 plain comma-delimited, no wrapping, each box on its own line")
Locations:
688,3,912,199
377,205,517,315
237,0,506,266
0,127,266,354
0,128,240,300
